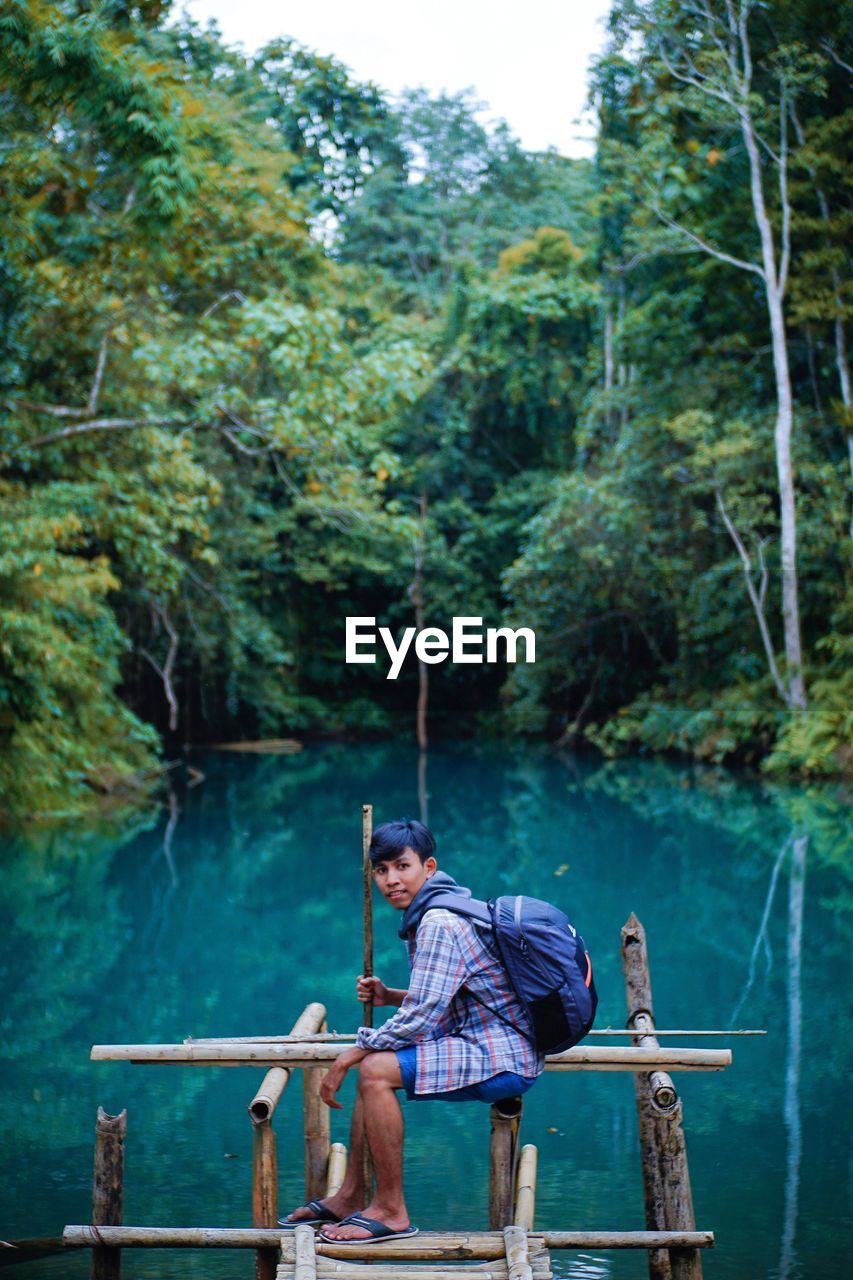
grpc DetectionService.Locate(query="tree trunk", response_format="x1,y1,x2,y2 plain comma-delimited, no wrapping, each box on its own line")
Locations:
411,493,428,750
740,113,807,711
604,306,615,435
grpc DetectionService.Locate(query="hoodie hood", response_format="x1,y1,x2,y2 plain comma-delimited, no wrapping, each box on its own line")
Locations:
398,870,472,938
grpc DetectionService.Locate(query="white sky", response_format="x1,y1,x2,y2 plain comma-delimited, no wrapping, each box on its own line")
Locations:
179,1,613,157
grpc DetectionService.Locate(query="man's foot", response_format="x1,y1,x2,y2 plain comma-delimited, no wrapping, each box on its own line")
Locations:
320,1203,414,1242
277,1192,361,1228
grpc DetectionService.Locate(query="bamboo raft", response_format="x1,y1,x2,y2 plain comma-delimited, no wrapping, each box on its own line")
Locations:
45,914,736,1280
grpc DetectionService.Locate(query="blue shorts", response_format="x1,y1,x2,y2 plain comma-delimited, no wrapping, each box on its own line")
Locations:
395,1046,537,1103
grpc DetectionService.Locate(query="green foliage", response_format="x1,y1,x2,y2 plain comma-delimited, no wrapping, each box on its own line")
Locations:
587,680,784,766
497,226,583,277
1,0,850,819
0,480,159,817
765,634,853,777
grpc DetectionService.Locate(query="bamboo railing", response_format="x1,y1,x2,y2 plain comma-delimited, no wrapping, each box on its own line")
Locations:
90,1042,732,1070
69,914,732,1279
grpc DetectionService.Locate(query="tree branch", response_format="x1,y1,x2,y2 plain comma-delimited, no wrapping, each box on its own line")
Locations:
201,290,247,321
270,454,351,533
738,0,754,92
87,330,111,416
656,40,737,108
755,535,775,619
611,244,702,273
647,197,764,277
823,42,853,78
6,397,88,419
140,603,180,732
7,416,179,453
715,488,792,706
777,79,792,295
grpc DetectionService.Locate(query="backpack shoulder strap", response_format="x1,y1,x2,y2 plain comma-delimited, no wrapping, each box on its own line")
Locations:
420,893,492,926
424,895,537,1049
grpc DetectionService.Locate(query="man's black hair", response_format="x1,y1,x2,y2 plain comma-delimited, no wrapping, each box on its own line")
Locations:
369,819,436,866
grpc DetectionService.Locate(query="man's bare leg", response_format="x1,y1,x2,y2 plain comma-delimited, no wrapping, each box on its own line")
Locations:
281,1094,368,1223
321,1052,410,1240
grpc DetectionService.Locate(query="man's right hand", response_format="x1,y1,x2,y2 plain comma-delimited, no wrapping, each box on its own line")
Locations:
357,975,390,1006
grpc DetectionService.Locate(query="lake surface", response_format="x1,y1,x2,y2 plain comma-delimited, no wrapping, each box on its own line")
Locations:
0,742,850,1279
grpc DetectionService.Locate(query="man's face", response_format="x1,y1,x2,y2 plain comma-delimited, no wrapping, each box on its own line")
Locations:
372,847,436,910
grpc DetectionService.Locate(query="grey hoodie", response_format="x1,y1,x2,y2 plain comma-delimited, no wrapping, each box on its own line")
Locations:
397,869,473,939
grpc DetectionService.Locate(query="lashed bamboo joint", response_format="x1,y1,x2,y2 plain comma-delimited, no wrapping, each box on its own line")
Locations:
72,915,733,1280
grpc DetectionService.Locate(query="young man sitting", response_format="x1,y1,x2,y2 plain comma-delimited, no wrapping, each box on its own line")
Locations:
280,818,544,1244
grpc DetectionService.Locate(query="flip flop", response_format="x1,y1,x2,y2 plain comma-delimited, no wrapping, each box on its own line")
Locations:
319,1213,419,1244
277,1199,342,1228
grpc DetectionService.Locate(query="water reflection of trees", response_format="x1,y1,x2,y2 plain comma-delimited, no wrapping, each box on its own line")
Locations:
580,759,849,1278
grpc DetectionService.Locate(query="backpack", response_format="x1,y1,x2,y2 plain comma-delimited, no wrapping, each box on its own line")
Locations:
425,892,597,1055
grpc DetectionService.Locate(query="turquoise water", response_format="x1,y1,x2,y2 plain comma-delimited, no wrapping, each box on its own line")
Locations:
0,742,850,1278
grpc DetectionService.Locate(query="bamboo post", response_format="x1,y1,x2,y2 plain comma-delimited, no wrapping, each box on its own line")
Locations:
503,1225,533,1280
325,1143,347,1197
488,1097,522,1229
514,1144,538,1232
250,1003,326,1280
252,1124,277,1280
91,1107,126,1280
303,1016,330,1202
293,1224,317,1280
622,914,701,1280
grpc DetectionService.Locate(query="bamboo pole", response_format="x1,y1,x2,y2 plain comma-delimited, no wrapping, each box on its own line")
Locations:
513,1145,538,1233
294,1224,317,1280
622,914,702,1280
360,803,375,1202
248,1004,327,1122
91,1107,126,1280
0,1238,68,1267
250,1003,326,1280
92,1042,732,1070
249,1068,289,1123
325,1143,347,1197
184,1028,762,1043
187,1033,357,1044
488,1098,522,1229
362,804,373,1027
64,1226,714,1253
503,1225,532,1280
316,1270,520,1280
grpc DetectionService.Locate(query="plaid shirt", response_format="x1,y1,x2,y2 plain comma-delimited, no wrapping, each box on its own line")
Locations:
355,908,544,1094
